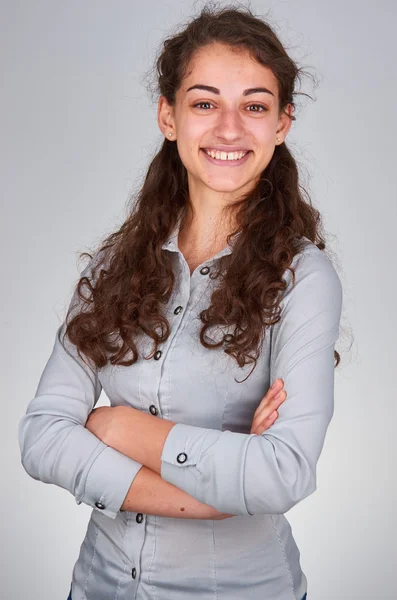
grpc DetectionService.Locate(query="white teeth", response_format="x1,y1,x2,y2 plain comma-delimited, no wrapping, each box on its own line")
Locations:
204,149,248,161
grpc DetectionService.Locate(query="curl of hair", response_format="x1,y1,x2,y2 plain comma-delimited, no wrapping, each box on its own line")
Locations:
62,3,342,380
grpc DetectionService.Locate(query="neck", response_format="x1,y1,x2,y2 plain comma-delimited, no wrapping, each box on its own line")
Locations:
177,207,235,256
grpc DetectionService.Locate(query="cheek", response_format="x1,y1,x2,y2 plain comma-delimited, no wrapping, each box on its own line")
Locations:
175,121,205,166
250,126,277,159
250,122,275,144
174,140,197,174
178,112,208,140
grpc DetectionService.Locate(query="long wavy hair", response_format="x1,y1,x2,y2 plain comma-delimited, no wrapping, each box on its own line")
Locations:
61,3,342,380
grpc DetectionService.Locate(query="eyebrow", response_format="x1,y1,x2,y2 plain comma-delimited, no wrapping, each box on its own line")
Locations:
186,84,274,97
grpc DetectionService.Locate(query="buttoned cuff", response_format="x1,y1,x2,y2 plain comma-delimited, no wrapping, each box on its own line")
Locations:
77,441,144,519
160,422,253,515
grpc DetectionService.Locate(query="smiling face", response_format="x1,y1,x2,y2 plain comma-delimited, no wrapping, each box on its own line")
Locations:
158,41,293,205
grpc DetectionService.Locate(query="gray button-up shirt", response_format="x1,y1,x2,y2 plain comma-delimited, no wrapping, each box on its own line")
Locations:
18,218,342,600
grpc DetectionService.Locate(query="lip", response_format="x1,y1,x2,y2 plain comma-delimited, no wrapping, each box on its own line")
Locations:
201,146,251,152
200,148,252,167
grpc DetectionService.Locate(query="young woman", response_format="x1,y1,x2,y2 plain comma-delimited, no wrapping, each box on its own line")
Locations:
19,5,343,600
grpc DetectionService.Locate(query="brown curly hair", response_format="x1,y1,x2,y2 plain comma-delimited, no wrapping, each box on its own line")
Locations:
61,3,341,381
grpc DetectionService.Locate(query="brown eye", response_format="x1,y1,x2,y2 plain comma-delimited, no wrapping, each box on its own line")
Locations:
193,102,214,110
246,104,267,112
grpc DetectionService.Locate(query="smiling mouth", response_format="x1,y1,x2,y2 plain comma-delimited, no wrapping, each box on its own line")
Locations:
200,148,252,165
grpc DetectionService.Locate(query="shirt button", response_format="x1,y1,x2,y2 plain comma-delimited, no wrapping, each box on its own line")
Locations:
136,513,144,523
224,334,233,342
174,305,183,315
149,405,158,415
177,452,187,464
95,501,105,510
131,567,137,579
154,350,162,360
200,266,210,275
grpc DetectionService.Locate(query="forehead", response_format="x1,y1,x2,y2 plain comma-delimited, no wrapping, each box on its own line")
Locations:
179,42,278,96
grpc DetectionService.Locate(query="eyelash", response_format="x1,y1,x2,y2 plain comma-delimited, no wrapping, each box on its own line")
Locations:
193,102,268,112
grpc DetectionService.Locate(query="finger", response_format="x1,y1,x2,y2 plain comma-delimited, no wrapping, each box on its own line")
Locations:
253,379,284,418
251,381,284,430
251,390,286,431
253,390,287,423
251,408,278,434
251,410,278,435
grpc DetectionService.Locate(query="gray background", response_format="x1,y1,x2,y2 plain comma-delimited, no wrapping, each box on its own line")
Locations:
2,0,396,598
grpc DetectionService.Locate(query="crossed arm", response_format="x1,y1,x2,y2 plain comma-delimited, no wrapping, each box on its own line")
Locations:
85,406,222,520
85,380,285,520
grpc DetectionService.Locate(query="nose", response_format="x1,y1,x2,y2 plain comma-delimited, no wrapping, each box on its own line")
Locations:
212,107,245,142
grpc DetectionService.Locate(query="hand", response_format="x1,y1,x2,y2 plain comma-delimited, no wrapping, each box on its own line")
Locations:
250,378,287,435
85,405,117,445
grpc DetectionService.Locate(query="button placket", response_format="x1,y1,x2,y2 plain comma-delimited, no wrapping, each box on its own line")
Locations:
148,293,185,423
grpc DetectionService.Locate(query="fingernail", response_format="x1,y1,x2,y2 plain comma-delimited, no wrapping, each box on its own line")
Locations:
271,379,278,389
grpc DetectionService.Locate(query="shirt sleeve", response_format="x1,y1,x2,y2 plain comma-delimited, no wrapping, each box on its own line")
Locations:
160,245,343,516
18,253,144,520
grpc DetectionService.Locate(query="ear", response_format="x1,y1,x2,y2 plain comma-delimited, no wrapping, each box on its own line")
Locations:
275,103,294,145
158,96,177,140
